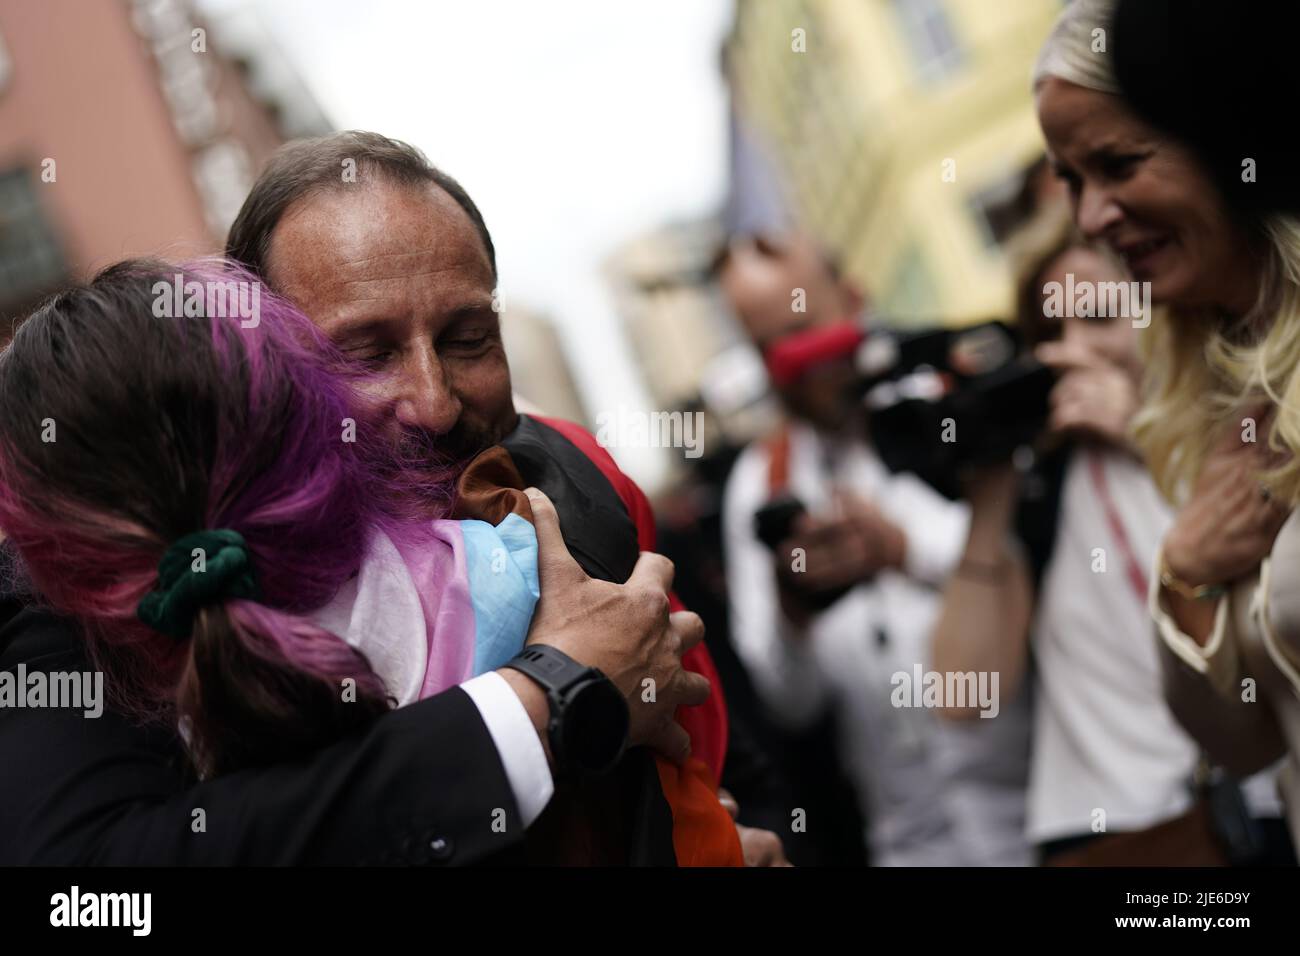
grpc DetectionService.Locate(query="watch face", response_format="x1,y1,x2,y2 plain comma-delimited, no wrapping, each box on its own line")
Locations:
562,678,628,774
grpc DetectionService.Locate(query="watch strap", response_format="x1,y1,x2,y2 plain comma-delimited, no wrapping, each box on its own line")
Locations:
505,645,592,699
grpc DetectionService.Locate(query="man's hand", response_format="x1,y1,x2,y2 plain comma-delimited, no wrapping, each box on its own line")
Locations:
775,491,905,598
736,825,794,867
514,488,710,765
717,788,793,867
1036,340,1140,450
837,490,907,570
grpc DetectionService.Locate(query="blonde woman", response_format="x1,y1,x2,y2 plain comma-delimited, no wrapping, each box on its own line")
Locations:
932,201,1286,863
1034,0,1300,852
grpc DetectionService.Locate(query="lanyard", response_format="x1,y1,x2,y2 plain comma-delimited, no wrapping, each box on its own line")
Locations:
1085,449,1150,606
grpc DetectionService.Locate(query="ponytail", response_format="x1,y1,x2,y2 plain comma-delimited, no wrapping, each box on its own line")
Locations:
178,602,390,776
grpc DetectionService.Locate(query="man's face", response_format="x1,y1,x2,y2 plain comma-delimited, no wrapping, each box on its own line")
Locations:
265,179,517,463
720,234,861,431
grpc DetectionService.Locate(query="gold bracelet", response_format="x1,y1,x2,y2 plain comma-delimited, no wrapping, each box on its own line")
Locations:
1159,557,1226,601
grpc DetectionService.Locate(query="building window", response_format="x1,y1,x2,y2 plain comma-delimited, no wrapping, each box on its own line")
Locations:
892,0,963,84
0,167,69,328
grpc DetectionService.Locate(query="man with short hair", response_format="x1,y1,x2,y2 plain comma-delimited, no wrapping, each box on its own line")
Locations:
0,131,717,865
224,130,745,865
717,232,1031,866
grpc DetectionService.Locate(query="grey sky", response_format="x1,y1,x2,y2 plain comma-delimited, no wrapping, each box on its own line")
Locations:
199,0,733,487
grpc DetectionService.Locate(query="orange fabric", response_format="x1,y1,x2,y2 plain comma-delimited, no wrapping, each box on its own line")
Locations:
656,756,744,867
532,415,742,867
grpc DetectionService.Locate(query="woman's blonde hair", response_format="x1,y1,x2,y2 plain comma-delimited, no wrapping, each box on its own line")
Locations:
1133,216,1300,504
1032,0,1300,506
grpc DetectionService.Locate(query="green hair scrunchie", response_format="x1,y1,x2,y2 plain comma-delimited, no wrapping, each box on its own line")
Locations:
137,529,260,640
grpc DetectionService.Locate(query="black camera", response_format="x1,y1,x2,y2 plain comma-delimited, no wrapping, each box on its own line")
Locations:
855,321,1054,499
748,320,1051,610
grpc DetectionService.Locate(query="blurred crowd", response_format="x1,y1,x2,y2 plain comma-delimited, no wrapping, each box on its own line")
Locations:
655,0,1300,868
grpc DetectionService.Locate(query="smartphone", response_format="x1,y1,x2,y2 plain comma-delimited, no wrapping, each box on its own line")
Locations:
753,495,807,550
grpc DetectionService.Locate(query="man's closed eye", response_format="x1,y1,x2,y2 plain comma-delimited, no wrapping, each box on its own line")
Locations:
441,333,494,355
346,347,394,370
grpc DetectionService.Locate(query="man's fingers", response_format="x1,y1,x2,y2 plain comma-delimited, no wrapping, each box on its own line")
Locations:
797,519,855,553
791,511,818,537
647,721,692,765
670,669,712,708
671,609,705,652
628,549,676,593
717,787,740,820
737,826,791,867
524,488,585,585
832,489,872,515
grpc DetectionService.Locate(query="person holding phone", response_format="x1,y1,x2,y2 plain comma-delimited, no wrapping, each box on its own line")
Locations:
717,233,1031,865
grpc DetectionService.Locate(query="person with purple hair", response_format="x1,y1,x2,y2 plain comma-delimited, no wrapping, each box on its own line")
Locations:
219,131,756,865
0,131,771,867
0,257,566,777
0,257,709,865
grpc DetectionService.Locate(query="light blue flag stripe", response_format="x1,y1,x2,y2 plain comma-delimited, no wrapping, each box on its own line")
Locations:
460,514,540,676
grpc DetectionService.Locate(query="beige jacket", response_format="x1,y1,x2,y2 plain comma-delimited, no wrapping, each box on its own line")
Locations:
1151,509,1300,846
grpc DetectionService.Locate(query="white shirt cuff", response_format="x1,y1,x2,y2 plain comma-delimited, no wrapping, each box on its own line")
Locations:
1149,545,1230,675
461,671,554,828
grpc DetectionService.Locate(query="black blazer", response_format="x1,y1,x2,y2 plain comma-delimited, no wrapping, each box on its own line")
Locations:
0,416,683,866
0,598,526,866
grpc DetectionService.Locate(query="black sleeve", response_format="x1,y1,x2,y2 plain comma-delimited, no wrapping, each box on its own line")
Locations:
720,707,794,839
0,608,528,866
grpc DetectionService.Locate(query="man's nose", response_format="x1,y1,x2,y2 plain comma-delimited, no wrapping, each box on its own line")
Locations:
393,348,463,435
1075,182,1123,241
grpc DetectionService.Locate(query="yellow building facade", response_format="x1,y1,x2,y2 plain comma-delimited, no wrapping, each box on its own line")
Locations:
727,0,1064,325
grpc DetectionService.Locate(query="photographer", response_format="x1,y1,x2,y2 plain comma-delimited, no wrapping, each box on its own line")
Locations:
718,233,1030,866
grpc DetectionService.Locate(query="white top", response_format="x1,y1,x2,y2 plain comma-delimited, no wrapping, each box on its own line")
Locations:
723,420,1032,865
1028,450,1279,843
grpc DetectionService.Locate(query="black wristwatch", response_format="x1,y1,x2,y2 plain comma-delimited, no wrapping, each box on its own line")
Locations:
504,646,629,777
